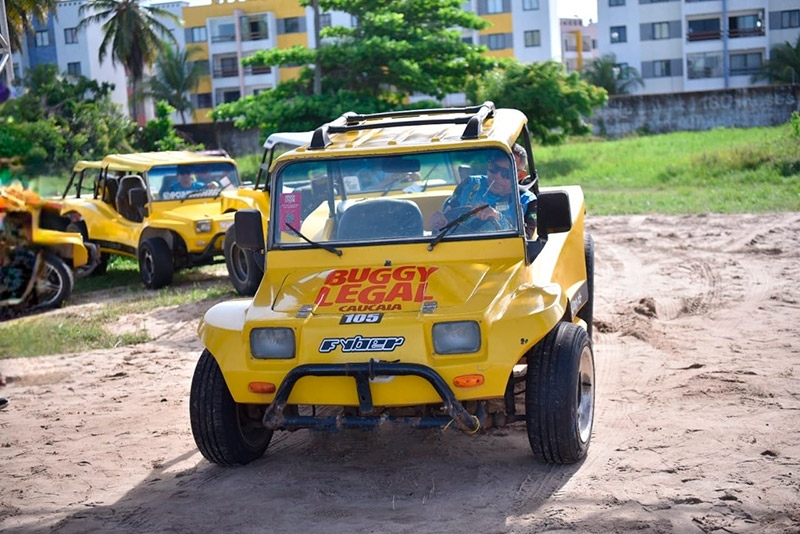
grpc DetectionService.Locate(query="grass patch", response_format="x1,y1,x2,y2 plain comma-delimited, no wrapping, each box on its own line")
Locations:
535,124,800,215
0,278,235,358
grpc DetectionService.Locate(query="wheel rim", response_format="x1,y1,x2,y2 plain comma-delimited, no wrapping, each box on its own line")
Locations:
577,345,595,444
237,403,269,448
142,248,155,284
36,261,64,307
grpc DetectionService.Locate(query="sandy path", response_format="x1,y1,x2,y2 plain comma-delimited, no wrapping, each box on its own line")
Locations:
1,213,799,533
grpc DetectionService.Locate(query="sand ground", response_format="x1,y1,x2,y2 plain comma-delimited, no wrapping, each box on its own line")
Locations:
1,213,799,533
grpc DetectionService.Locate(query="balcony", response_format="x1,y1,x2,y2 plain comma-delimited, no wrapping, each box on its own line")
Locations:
687,30,721,41
728,27,764,38
213,68,239,78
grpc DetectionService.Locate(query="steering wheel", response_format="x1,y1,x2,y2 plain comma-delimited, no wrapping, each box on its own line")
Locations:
444,205,504,233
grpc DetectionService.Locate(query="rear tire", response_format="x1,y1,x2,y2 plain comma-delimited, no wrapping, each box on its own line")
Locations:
35,253,74,310
139,237,173,289
525,322,594,464
190,349,273,466
224,224,263,296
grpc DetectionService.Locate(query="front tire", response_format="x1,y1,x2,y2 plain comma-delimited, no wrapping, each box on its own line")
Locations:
190,349,273,466
224,224,262,296
525,322,595,464
34,253,74,310
139,237,173,289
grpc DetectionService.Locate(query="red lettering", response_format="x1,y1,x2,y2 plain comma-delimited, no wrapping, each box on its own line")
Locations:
325,269,349,285
368,268,392,284
417,266,438,282
415,282,433,302
359,285,387,304
335,284,359,303
393,265,416,282
347,268,370,283
315,286,334,306
385,282,413,302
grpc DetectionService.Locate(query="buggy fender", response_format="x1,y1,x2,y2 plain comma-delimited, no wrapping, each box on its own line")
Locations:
31,228,89,267
198,299,251,368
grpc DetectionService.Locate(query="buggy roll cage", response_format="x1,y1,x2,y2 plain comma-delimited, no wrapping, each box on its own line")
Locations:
308,101,539,195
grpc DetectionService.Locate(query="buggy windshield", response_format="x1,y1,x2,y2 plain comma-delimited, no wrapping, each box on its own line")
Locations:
148,162,240,200
271,148,522,247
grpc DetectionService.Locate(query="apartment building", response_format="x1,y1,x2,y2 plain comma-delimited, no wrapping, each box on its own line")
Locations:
597,0,800,95
10,0,597,123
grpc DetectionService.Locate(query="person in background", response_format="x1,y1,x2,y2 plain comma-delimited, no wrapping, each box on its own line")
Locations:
170,169,206,194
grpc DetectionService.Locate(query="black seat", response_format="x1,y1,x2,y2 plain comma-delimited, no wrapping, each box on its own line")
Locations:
336,198,424,240
116,175,147,222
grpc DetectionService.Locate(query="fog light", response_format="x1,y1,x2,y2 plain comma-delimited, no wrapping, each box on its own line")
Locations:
250,327,295,359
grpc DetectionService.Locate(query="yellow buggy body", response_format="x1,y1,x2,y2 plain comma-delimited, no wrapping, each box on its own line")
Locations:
191,104,595,467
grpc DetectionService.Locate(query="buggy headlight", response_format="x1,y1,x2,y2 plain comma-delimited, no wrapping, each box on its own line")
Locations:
432,321,481,354
195,220,212,233
250,328,295,359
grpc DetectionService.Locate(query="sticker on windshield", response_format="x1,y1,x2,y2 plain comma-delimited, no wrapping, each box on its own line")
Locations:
279,192,302,232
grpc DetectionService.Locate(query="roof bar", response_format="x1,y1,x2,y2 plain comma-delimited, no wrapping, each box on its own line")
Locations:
308,101,496,149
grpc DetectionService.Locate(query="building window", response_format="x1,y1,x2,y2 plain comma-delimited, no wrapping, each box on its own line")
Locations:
522,0,539,10
196,93,213,108
215,56,239,78
687,52,723,79
66,62,81,77
64,28,78,45
222,90,241,103
35,31,50,47
192,61,209,75
320,13,332,28
241,14,268,41
210,20,235,42
653,22,670,40
524,30,540,47
729,14,763,38
780,10,800,29
486,0,503,13
610,26,626,43
188,26,207,43
280,17,304,34
688,18,720,41
487,33,508,50
653,60,670,77
729,52,762,76
462,36,474,44
609,0,624,5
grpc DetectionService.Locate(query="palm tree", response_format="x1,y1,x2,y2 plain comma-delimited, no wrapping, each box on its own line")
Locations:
751,35,800,86
3,0,58,52
582,53,645,95
142,45,204,124
77,0,179,121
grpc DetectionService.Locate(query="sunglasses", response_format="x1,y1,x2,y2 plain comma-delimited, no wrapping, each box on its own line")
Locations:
487,162,513,180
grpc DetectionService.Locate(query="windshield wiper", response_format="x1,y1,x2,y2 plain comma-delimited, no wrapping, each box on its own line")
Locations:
427,203,489,251
286,223,342,256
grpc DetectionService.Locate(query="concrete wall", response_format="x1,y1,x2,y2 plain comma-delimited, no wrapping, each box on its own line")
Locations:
592,85,800,138
177,122,263,157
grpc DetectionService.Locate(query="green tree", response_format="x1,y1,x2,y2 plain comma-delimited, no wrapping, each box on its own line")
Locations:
216,0,494,138
582,53,644,95
3,0,58,51
0,64,134,172
77,0,179,120
134,100,202,152
752,35,800,85
142,45,205,124
469,61,607,145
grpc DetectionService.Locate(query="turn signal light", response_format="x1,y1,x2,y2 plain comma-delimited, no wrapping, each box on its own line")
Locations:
453,374,484,388
248,382,276,394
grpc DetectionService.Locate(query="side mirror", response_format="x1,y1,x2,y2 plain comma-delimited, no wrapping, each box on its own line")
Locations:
536,190,572,237
235,209,264,251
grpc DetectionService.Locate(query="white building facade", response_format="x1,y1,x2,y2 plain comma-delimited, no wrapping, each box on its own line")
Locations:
597,0,800,95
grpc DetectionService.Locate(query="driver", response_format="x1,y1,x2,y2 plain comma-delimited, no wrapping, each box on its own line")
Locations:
170,169,207,196
429,152,534,232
